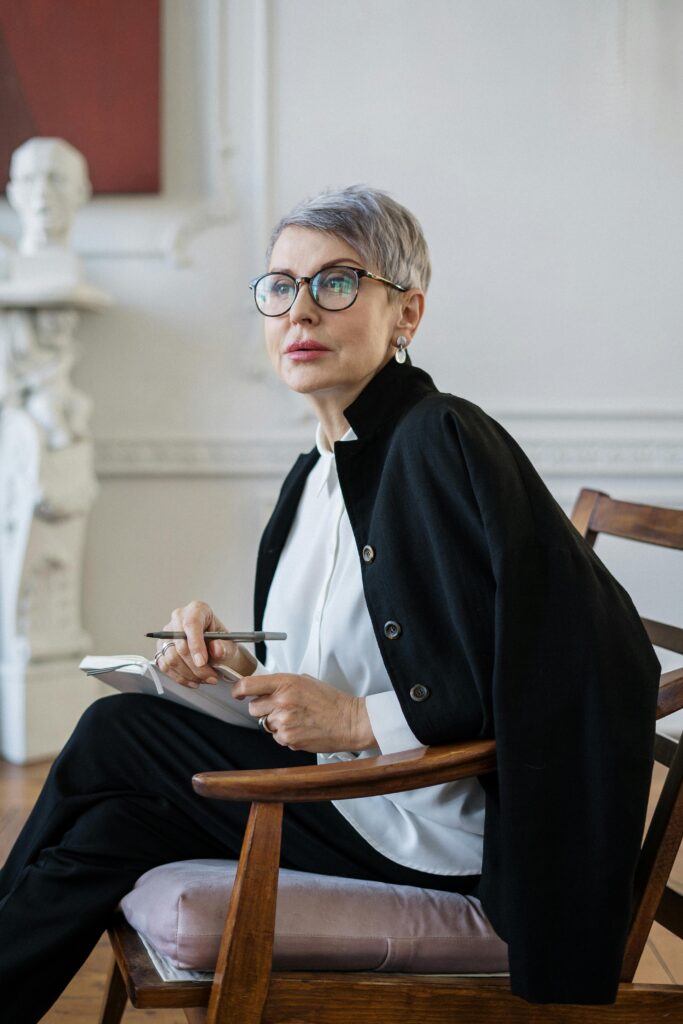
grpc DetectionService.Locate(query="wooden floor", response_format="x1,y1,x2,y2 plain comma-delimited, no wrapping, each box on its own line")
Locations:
1,759,681,1022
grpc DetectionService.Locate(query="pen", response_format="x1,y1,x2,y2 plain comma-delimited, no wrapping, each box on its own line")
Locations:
145,631,287,642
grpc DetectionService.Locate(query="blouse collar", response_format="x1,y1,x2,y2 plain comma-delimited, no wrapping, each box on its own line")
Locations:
314,421,356,496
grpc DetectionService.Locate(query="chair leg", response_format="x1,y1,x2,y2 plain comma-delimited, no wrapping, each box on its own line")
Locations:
98,955,128,1024
185,1011,208,1023
207,801,283,1024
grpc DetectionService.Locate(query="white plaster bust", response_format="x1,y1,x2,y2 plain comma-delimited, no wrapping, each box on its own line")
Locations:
7,138,91,256
0,138,110,309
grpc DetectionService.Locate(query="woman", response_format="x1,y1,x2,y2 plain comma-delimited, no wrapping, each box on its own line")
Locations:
0,187,659,1017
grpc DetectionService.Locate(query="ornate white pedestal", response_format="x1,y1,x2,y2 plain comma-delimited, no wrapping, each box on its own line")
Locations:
0,301,108,763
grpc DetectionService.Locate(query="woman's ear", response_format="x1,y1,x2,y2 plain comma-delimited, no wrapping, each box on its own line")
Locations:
395,289,425,339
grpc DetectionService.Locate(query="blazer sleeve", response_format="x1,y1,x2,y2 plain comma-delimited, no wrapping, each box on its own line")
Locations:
479,537,660,1003
408,400,660,1002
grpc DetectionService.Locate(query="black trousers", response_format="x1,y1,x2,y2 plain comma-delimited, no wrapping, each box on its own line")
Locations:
0,693,479,1023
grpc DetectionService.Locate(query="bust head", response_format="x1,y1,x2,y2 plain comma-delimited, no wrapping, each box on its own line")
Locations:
7,138,92,255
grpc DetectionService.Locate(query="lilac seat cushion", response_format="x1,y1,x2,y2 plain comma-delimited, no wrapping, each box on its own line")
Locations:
120,859,508,973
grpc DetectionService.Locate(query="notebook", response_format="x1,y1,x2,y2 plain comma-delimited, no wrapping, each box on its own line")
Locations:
79,655,258,728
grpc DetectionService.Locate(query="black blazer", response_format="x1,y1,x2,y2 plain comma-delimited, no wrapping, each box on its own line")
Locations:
254,357,660,1005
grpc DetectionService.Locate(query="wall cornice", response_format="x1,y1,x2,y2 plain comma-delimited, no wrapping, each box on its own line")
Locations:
94,435,308,478
94,410,683,483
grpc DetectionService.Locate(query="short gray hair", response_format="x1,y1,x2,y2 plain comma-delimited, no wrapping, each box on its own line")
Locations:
267,185,431,292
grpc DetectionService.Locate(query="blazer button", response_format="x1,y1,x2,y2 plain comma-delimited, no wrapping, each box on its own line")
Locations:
362,544,375,563
383,620,402,639
410,684,430,702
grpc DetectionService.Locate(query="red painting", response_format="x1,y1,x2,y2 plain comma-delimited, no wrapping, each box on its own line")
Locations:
0,0,160,194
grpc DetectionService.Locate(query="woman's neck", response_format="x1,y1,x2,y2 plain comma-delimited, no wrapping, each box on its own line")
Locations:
311,402,350,448
305,355,393,446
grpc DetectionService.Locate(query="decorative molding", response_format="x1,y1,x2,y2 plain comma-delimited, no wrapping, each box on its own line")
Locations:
0,1,235,267
492,408,683,421
492,410,683,478
94,435,311,478
518,437,682,476
93,412,683,485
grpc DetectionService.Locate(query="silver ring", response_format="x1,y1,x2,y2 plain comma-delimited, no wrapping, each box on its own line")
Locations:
155,640,175,664
258,715,274,734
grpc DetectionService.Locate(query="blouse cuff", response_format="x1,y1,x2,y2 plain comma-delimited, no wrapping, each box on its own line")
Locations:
365,690,425,755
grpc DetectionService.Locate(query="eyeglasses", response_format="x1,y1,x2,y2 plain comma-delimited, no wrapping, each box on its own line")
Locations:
249,265,407,317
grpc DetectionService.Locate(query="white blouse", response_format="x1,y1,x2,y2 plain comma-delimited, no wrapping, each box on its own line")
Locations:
254,424,485,875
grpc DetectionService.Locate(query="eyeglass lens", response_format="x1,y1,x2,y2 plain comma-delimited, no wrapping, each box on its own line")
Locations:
255,267,359,315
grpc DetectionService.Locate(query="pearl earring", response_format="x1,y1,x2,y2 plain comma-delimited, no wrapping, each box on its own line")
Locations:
395,335,408,364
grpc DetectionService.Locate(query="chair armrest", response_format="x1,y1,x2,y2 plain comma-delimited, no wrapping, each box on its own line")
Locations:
192,738,496,803
656,667,683,720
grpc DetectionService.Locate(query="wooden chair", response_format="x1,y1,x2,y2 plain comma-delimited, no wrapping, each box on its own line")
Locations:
99,488,683,1023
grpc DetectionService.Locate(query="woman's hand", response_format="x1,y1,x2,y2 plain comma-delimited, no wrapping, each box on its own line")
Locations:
155,600,256,688
232,672,376,753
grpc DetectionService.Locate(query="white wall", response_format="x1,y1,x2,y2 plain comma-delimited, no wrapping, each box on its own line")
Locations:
1,0,681,708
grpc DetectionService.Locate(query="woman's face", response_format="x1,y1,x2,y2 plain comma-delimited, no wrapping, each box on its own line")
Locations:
263,226,409,407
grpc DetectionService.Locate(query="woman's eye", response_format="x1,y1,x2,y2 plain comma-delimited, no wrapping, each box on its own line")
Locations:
321,273,353,294
264,278,294,298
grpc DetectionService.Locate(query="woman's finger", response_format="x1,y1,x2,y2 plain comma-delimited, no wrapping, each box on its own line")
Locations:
183,601,212,668
157,653,213,689
169,607,191,662
246,697,274,719
173,607,199,672
208,638,239,662
157,606,218,684
232,674,279,700
156,650,195,686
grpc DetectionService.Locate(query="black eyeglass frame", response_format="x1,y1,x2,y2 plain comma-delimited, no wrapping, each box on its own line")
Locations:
248,265,407,317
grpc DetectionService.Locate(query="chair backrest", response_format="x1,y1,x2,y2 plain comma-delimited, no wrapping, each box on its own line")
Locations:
570,488,683,980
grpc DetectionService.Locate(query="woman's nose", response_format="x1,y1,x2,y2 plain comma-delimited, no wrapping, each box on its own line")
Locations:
289,281,320,323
